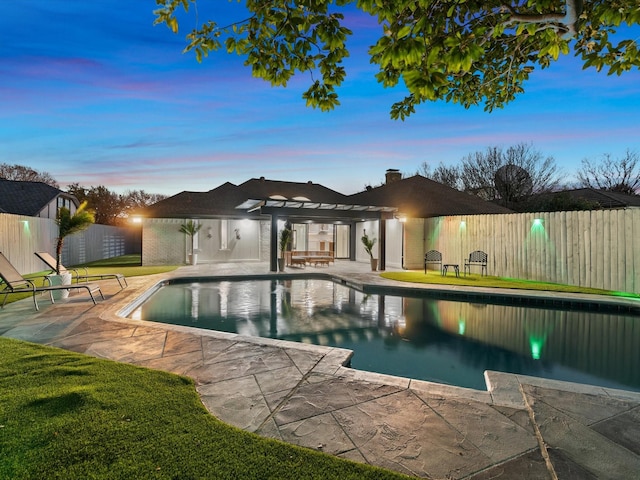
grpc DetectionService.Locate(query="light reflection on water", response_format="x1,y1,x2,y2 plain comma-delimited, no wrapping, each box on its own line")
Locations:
129,278,640,392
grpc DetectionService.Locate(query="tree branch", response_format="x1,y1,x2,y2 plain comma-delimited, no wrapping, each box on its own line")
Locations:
504,0,583,38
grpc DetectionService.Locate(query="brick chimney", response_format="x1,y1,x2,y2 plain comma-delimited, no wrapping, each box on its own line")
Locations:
385,169,401,184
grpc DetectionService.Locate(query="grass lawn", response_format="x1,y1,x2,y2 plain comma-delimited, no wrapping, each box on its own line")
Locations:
0,337,409,480
4,255,179,305
381,270,640,299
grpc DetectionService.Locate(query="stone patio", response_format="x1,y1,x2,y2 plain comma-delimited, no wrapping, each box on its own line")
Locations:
1,260,639,479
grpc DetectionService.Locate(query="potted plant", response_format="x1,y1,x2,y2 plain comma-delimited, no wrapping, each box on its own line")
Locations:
361,231,378,271
180,220,202,265
52,201,95,297
278,226,292,272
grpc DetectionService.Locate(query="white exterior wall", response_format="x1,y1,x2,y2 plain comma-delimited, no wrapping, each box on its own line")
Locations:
142,218,268,265
142,218,185,265
384,219,403,268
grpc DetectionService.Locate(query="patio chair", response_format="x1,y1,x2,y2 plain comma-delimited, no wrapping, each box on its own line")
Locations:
424,250,442,274
464,250,488,276
35,251,127,289
0,252,104,311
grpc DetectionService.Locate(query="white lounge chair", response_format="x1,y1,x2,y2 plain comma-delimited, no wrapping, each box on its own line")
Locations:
0,252,104,311
35,251,127,289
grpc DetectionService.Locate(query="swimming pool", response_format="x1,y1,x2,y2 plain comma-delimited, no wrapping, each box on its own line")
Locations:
125,276,640,392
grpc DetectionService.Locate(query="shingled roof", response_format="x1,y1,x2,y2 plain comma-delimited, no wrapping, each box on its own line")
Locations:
538,188,640,209
0,179,76,216
141,178,350,218
348,175,512,217
142,174,512,219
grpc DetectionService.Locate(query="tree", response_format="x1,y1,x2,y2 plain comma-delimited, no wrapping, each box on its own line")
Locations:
121,190,168,221
67,184,125,226
154,1,640,118
0,163,59,187
55,202,95,274
576,149,640,194
418,161,462,190
459,143,561,207
66,185,166,226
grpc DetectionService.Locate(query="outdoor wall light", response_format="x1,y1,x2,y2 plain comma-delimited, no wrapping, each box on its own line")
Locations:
533,218,543,226
207,227,213,239
234,228,240,240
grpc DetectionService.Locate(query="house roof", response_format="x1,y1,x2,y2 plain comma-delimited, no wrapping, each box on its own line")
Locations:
237,177,350,204
540,188,640,209
141,178,354,219
348,175,512,217
0,179,75,216
141,174,511,220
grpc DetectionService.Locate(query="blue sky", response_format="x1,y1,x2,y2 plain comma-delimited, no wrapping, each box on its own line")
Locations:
1,2,639,196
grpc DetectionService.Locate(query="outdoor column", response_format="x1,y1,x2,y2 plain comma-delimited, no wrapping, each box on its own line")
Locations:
349,221,357,261
270,215,278,272
379,217,386,271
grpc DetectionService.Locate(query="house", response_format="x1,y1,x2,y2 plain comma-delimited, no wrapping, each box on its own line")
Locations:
529,188,640,211
0,179,79,219
349,170,512,218
139,171,510,271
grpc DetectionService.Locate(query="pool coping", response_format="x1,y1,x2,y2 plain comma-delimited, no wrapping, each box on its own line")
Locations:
113,271,640,406
4,263,640,479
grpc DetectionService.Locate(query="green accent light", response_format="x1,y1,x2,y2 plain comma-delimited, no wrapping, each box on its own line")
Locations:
529,336,545,360
22,220,31,237
458,318,466,335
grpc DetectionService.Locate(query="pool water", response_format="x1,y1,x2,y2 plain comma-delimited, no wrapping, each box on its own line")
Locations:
127,277,640,392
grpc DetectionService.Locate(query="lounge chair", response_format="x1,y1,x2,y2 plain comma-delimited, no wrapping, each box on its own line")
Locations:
35,251,127,289
0,252,104,311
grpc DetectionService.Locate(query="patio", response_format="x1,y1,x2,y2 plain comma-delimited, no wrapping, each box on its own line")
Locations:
1,260,639,479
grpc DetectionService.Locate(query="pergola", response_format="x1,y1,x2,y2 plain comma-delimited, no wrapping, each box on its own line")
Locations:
236,199,397,272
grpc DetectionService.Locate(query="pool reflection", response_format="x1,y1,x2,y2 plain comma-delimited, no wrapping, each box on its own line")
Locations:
130,278,640,392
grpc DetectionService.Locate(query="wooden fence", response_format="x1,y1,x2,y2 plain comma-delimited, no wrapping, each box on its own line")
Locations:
0,213,141,275
409,209,640,293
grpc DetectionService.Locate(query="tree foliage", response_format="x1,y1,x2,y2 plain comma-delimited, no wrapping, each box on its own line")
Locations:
154,0,640,118
67,184,167,226
55,202,95,273
418,161,462,189
576,149,640,194
459,143,560,205
0,163,59,187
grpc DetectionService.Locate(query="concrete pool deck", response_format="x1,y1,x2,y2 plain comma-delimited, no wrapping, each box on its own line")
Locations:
1,260,639,479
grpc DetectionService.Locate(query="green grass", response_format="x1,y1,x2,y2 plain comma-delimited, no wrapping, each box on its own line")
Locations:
381,270,640,299
78,253,179,277
0,338,409,480
2,255,179,306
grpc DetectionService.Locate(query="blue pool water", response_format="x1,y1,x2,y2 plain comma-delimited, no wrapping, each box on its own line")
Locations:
127,277,640,392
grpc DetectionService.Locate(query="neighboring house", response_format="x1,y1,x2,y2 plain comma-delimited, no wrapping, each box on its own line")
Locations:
0,179,78,219
139,171,510,271
530,188,640,211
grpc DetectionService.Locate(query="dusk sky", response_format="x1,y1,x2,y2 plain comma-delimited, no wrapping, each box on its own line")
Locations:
2,2,639,197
